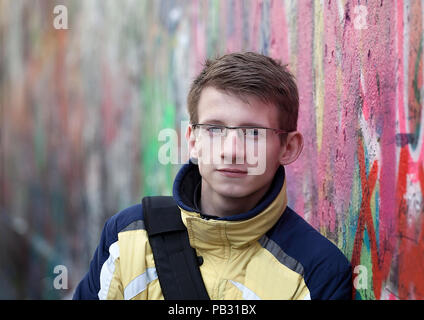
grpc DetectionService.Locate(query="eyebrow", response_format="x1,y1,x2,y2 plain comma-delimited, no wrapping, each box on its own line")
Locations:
201,119,267,127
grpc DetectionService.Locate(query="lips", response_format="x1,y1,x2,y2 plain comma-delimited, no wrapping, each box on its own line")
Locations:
217,167,248,177
217,168,247,173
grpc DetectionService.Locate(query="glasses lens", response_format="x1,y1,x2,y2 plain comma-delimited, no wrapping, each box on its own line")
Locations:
207,126,225,136
243,128,266,139
195,125,225,138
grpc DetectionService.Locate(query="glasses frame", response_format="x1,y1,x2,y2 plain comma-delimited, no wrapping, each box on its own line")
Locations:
191,123,293,137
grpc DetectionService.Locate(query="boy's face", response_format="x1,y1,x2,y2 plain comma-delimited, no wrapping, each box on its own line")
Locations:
187,86,300,200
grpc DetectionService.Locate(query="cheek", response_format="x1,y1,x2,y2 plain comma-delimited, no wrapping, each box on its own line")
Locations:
198,162,214,179
255,147,281,175
197,140,210,156
249,138,280,165
265,140,282,160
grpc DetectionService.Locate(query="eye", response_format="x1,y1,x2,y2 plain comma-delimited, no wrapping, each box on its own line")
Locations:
244,128,260,137
206,126,224,135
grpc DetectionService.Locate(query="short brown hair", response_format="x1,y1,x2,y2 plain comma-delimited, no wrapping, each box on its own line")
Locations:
187,52,299,132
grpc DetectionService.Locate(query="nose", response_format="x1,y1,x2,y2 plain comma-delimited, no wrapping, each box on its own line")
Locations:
220,128,245,164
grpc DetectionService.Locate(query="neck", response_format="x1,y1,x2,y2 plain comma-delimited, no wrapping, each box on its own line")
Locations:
199,179,273,218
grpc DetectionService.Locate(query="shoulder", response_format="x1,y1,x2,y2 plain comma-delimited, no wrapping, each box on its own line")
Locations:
102,204,145,245
266,206,352,299
73,203,144,300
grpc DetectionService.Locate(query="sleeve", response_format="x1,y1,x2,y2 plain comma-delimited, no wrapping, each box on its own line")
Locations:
326,265,353,300
310,261,353,300
72,217,123,300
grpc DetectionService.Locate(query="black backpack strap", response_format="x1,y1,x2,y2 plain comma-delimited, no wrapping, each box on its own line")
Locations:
142,196,210,300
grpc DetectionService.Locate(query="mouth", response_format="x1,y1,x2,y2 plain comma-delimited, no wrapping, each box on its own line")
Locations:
216,167,248,178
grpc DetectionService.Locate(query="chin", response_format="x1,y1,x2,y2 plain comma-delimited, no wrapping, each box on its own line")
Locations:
213,184,254,199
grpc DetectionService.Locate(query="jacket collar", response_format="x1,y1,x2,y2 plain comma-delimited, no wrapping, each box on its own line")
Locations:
172,160,288,249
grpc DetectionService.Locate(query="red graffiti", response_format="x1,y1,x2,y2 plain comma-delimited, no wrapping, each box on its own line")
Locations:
397,147,424,299
351,136,380,299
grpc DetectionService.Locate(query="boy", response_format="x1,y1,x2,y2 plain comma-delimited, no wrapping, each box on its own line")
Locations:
73,52,352,300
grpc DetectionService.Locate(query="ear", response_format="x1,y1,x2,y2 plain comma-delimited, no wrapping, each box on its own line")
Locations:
186,124,199,160
278,131,304,166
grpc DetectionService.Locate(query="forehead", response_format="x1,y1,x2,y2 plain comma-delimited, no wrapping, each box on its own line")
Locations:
197,86,280,128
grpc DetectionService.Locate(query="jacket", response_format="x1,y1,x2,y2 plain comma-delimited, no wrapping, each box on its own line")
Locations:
73,161,352,300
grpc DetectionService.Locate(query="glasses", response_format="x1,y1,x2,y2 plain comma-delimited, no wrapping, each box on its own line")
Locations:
191,123,293,140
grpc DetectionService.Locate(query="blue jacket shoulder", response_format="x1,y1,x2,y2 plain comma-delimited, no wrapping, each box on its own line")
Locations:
268,207,352,300
72,203,143,300
107,203,144,235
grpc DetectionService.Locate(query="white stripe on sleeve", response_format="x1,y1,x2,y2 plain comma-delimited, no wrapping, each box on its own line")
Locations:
124,267,158,300
98,241,120,300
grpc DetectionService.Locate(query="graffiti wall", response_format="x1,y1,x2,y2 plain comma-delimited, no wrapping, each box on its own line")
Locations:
0,0,423,299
